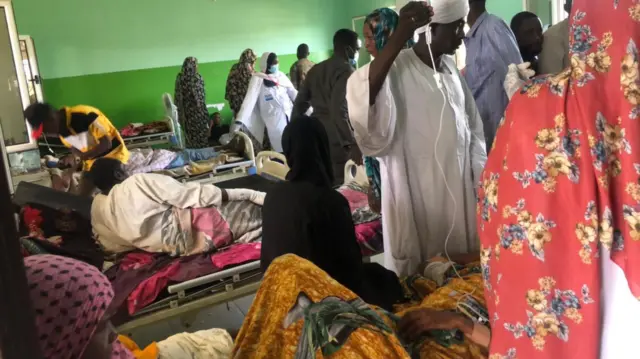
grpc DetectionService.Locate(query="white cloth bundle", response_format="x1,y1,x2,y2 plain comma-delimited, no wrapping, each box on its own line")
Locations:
157,329,234,359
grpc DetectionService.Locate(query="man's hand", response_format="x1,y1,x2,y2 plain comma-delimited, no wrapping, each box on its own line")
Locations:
70,147,84,160
398,309,469,342
397,1,434,41
347,145,364,166
59,155,79,169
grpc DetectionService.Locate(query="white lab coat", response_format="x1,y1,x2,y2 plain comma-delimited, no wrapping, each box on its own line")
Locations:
236,71,297,152
347,49,487,276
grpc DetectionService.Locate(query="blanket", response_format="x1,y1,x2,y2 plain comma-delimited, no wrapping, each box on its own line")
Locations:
234,255,488,359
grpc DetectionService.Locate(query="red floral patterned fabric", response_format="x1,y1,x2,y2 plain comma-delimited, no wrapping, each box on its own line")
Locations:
477,1,640,358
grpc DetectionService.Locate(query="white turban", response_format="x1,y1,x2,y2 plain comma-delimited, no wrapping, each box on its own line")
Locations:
431,0,469,24
396,0,469,24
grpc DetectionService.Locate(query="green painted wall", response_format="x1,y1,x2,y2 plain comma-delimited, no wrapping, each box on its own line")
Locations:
12,0,338,127
11,0,525,128
488,0,526,23
41,52,330,127
12,0,339,79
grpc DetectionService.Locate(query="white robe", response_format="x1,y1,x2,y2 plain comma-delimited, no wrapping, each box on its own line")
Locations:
347,49,487,276
236,71,297,152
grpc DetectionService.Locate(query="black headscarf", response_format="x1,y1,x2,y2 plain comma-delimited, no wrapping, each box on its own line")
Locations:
263,53,278,88
282,116,334,187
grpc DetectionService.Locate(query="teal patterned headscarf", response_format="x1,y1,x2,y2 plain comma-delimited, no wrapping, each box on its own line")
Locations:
365,8,415,53
363,8,414,204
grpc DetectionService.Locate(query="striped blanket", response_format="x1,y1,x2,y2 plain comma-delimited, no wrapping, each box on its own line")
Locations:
189,200,263,251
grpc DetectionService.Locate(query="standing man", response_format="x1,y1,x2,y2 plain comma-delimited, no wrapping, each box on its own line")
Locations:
510,12,544,74
289,44,315,90
464,0,522,153
293,29,362,186
25,103,129,194
347,0,487,276
538,0,572,74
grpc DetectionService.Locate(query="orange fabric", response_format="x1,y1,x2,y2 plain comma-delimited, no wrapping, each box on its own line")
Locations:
118,335,159,359
477,0,640,358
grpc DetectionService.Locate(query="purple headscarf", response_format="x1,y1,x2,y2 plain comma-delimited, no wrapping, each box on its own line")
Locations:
24,254,133,358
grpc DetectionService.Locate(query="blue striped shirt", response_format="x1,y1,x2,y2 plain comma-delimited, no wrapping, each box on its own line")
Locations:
463,12,522,153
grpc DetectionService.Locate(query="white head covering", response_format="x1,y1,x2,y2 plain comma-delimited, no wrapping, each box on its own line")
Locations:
259,52,271,73
396,0,469,25
430,0,469,24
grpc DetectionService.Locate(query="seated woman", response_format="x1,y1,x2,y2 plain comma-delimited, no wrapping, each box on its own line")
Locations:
209,111,230,145
261,117,402,311
25,254,234,359
234,254,490,359
234,52,297,152
87,158,265,256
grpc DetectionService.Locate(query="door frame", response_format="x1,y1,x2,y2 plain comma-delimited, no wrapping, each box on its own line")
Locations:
19,35,44,103
551,0,568,24
351,15,367,68
0,0,37,153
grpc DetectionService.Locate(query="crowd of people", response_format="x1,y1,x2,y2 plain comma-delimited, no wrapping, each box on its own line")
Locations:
12,0,640,358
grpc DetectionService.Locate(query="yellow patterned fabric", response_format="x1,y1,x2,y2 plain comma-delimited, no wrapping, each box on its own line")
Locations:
233,254,487,359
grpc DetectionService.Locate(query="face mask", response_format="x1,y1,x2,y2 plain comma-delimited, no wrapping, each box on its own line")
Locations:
350,52,359,67
347,47,358,67
269,64,279,74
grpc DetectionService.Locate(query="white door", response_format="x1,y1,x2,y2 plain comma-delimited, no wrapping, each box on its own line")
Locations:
19,35,44,104
0,1,36,153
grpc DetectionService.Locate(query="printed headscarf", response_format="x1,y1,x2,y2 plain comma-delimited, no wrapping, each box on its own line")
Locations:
362,8,414,203
175,57,209,148
477,0,640,357
177,57,202,92
365,8,415,52
25,255,133,359
225,49,257,114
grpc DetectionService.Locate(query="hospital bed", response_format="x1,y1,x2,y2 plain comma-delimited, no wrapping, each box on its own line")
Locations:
121,101,225,150
166,131,257,185
115,159,376,336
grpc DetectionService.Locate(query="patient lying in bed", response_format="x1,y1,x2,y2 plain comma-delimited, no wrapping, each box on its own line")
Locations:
87,158,265,256
234,254,490,359
47,134,248,193
123,134,247,175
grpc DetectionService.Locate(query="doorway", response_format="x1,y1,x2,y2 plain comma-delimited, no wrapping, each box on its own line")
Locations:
0,1,33,151
525,0,553,28
19,35,44,104
352,16,370,68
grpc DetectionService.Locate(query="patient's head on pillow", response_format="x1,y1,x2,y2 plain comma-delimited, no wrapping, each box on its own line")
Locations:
86,158,128,194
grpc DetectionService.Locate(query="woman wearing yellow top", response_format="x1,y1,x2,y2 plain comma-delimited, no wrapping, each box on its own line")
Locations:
25,102,129,194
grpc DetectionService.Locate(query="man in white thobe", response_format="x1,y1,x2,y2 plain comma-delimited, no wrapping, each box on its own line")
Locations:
347,0,487,276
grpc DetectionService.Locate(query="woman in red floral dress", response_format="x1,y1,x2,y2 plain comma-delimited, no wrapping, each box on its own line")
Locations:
477,0,640,358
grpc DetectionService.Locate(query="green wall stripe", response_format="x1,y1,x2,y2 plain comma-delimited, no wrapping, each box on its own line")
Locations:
42,51,331,129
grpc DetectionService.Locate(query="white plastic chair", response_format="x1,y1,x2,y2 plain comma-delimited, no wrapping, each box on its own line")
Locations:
255,151,289,180
343,160,369,187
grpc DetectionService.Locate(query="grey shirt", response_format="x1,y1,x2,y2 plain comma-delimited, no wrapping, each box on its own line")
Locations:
539,18,570,75
292,56,356,165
